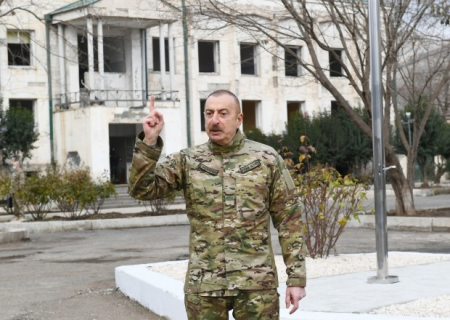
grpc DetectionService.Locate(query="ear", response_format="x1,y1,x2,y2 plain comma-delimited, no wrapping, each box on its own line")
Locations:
236,113,243,128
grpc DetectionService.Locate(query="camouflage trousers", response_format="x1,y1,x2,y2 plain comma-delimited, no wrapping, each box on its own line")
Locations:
185,289,279,320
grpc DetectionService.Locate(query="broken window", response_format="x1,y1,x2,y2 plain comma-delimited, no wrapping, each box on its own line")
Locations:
329,49,344,77
242,100,260,131
287,101,304,122
7,31,31,66
103,37,125,73
285,47,301,77
78,35,125,75
152,38,170,72
240,43,257,75
9,99,34,114
198,41,218,73
331,101,341,116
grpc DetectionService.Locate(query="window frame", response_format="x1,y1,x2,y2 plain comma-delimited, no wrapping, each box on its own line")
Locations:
152,37,170,72
329,49,344,78
198,40,219,73
284,46,302,77
287,101,305,122
7,30,33,67
331,100,342,116
103,36,126,73
8,99,37,124
241,100,261,131
240,43,258,75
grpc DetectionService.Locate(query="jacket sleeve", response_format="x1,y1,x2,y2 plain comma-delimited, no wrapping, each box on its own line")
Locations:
269,155,307,288
128,132,184,200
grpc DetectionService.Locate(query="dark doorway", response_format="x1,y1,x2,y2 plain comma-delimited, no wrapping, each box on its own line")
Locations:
109,124,140,184
242,100,259,131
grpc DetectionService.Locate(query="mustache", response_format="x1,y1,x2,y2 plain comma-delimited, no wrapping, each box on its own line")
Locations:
209,125,222,131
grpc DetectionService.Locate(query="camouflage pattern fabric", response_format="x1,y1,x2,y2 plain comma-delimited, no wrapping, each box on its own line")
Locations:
129,130,307,294
185,289,280,320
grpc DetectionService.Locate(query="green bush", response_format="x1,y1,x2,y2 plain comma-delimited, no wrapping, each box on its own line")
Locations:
244,128,283,151
0,173,12,214
251,110,372,177
17,171,54,220
1,166,117,220
286,136,368,258
49,166,93,219
84,172,117,215
47,166,116,219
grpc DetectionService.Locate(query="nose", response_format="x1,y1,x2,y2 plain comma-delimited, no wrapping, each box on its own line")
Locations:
211,112,220,124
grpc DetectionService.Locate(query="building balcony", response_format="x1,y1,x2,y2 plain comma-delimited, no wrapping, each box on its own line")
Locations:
55,89,179,110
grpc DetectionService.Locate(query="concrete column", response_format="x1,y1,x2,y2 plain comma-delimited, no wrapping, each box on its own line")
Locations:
89,107,109,179
141,29,148,103
86,17,95,93
131,30,143,101
168,23,175,100
159,22,166,100
97,20,105,97
58,24,66,105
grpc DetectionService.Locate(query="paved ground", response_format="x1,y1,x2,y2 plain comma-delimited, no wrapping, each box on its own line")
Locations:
1,192,449,319
364,193,450,212
2,225,450,320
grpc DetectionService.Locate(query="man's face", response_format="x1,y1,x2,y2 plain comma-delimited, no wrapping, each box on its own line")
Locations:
204,94,243,146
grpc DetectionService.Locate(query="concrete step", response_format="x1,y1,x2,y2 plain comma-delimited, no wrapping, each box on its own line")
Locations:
102,184,185,209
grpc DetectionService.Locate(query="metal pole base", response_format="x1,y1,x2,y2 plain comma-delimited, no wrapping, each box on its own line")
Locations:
367,275,399,284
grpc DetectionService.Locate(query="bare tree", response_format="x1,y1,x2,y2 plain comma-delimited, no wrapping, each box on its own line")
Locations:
183,0,450,215
395,34,450,186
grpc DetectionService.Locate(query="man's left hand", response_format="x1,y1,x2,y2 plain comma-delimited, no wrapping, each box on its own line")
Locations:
285,286,306,314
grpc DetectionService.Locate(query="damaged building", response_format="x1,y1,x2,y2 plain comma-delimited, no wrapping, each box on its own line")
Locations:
0,0,362,182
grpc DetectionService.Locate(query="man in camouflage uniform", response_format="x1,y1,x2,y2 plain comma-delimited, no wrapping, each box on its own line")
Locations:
129,90,307,319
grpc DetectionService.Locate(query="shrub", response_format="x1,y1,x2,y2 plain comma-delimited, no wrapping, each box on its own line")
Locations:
84,173,117,215
17,171,54,220
0,173,13,214
286,136,368,258
144,191,180,214
13,166,117,220
296,165,367,258
50,166,97,219
244,128,283,151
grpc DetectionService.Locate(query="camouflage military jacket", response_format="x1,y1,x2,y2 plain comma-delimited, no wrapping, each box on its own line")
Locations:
129,130,307,293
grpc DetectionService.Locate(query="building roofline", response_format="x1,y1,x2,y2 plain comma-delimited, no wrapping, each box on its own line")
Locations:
49,0,101,16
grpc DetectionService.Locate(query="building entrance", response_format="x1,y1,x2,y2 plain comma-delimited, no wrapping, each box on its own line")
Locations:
109,124,140,184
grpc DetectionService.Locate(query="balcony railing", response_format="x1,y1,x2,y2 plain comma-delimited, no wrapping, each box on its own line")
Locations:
55,90,178,109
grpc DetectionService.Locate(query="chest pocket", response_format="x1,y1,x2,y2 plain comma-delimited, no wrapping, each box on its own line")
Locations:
187,162,223,219
235,160,269,220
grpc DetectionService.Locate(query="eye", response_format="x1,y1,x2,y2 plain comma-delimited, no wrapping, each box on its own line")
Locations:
220,111,228,118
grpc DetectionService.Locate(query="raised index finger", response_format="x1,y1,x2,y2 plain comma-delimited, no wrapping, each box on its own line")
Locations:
148,95,155,113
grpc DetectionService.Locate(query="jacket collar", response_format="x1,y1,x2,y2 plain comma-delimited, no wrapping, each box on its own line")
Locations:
208,130,245,155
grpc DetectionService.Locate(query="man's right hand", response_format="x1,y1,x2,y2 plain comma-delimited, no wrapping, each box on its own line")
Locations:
143,95,164,146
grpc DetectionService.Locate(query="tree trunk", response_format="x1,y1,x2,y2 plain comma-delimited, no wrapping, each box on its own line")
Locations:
385,149,416,216
419,163,430,188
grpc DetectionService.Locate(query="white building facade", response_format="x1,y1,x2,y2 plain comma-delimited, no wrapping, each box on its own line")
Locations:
0,0,361,182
